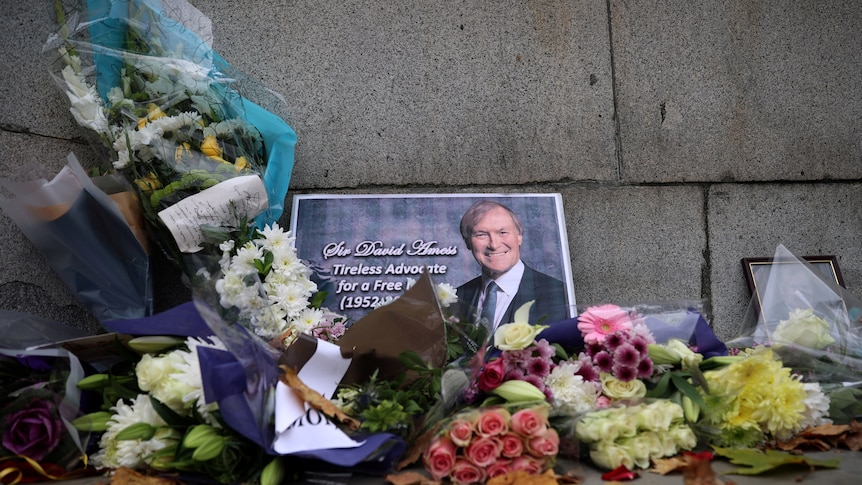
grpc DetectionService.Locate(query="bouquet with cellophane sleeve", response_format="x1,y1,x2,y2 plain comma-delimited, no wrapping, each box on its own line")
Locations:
726,244,862,424
43,0,296,275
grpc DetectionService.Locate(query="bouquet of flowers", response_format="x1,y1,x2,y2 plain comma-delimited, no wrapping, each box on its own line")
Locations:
0,314,98,483
575,399,697,470
44,0,296,274
423,404,560,483
726,245,862,424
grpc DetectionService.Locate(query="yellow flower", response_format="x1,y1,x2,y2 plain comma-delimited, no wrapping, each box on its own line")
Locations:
200,135,222,158
134,172,162,192
174,142,192,164
702,347,807,442
234,156,249,171
137,103,167,129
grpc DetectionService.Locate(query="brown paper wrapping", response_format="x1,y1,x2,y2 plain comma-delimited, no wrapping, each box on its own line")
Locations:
108,191,150,254
335,271,447,385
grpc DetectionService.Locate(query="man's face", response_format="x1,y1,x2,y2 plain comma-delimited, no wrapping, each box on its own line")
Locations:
469,206,522,279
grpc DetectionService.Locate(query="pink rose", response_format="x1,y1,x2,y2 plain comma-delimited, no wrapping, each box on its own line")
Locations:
475,408,510,437
423,436,457,480
500,431,524,458
486,459,512,479
511,406,548,437
527,428,560,457
448,418,474,447
478,358,506,392
464,436,503,467
510,455,545,475
451,457,486,484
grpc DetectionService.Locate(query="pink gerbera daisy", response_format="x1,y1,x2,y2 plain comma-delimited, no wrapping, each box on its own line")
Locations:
577,304,633,345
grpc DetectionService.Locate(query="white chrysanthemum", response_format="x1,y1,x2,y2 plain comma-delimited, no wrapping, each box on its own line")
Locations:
799,382,832,430
270,283,313,319
545,361,599,414
92,394,171,469
231,242,264,273
259,223,294,253
173,336,227,424
293,307,324,334
435,282,458,308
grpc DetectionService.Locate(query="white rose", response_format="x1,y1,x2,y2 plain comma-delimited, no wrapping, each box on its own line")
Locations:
494,321,546,351
600,373,647,401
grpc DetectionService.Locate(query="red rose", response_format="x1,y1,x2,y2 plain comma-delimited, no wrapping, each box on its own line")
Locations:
475,408,509,437
422,436,457,480
509,455,545,475
464,435,503,467
478,358,506,392
486,459,512,479
526,427,560,457
510,406,548,437
500,431,524,458
2,399,63,461
448,418,474,447
451,457,485,484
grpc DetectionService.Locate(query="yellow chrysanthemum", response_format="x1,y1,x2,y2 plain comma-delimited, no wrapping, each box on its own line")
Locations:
702,347,806,443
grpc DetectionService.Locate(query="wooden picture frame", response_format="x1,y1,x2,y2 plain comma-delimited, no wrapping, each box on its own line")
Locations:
741,255,845,320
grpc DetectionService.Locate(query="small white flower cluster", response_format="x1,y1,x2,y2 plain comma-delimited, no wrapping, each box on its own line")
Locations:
215,223,319,343
544,361,600,415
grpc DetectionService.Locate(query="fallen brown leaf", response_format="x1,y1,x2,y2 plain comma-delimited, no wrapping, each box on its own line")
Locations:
278,365,360,431
487,469,559,485
650,456,688,475
384,470,438,485
110,467,180,485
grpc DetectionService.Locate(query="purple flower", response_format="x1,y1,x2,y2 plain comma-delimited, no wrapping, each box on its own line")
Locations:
2,399,63,461
576,363,599,382
636,358,654,379
594,350,613,373
522,374,545,392
612,362,638,382
613,343,640,367
630,336,649,357
533,339,555,360
604,332,626,352
585,342,603,358
505,368,525,381
526,357,552,378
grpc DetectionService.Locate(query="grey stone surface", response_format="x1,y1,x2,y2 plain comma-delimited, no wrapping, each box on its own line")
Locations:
559,185,706,307
708,182,862,341
191,0,618,188
612,0,862,182
0,2,89,139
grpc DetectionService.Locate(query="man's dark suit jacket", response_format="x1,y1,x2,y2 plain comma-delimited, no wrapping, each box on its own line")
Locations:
454,264,569,326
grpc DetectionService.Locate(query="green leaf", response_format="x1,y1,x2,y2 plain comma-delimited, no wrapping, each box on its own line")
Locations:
645,372,672,398
149,396,195,427
712,446,841,475
670,372,708,410
399,350,428,371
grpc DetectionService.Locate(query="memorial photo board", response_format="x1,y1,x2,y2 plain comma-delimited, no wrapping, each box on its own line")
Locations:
290,193,576,324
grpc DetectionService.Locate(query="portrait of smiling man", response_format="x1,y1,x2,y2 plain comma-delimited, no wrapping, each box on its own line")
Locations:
455,199,569,331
